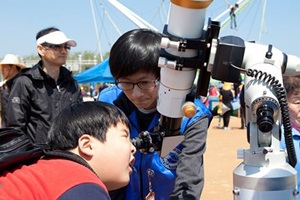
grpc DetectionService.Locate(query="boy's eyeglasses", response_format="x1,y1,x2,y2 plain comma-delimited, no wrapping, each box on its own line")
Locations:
116,79,159,91
42,43,71,52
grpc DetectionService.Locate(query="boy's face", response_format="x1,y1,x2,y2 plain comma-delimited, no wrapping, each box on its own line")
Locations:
93,122,135,191
118,71,159,110
288,92,300,127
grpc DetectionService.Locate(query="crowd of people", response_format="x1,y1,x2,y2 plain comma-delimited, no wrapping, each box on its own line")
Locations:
0,26,298,200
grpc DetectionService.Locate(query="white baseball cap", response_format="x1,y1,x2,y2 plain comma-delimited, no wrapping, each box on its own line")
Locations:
36,31,77,47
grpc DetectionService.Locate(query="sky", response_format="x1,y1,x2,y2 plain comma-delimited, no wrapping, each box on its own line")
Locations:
0,0,300,59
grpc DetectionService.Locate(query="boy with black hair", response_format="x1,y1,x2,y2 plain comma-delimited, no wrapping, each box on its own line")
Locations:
99,28,212,200
0,101,136,199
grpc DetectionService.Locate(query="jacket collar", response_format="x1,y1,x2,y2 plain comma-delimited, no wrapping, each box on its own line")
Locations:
22,60,73,83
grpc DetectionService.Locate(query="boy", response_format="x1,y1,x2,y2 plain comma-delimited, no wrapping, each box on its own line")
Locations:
99,28,211,199
0,101,136,199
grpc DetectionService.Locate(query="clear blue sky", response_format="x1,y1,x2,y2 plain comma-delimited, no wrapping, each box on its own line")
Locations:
0,0,299,58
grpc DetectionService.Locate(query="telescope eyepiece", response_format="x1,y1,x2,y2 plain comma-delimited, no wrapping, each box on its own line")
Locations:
256,104,274,133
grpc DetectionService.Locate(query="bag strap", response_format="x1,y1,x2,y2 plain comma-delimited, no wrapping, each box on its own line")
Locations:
0,127,47,173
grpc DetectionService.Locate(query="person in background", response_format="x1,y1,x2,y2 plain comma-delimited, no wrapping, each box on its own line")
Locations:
233,74,242,99
219,82,234,130
209,85,219,97
7,27,82,145
280,75,300,199
0,101,136,199
208,84,220,114
217,94,223,128
90,84,94,98
229,3,239,29
99,28,212,200
0,54,26,127
239,84,246,129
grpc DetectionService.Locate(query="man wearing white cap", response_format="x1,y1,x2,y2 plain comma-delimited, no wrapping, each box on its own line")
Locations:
7,27,82,144
0,54,26,127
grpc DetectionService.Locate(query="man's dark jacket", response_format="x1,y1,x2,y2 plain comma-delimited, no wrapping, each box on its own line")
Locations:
7,61,82,144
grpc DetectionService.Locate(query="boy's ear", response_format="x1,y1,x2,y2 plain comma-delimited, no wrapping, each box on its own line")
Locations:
77,134,94,157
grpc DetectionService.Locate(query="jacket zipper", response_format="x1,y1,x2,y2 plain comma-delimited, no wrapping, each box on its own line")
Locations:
56,85,61,92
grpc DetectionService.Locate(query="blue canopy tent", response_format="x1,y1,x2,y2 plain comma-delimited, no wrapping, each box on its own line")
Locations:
73,58,115,84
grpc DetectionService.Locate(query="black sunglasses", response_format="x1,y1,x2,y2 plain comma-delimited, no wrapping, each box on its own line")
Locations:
42,43,71,51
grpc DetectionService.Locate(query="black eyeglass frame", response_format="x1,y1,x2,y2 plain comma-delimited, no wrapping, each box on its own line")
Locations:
115,79,160,91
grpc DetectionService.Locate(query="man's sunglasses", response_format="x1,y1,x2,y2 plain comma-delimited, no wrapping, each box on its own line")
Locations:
42,43,71,51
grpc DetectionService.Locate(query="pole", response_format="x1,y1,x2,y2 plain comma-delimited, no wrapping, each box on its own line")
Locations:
90,0,104,61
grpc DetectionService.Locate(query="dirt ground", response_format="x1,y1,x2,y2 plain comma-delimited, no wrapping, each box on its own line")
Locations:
201,116,249,200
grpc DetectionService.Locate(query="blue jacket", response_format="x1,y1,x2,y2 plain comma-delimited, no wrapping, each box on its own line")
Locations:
99,86,212,200
280,126,300,200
